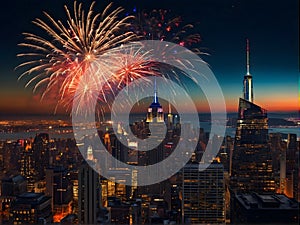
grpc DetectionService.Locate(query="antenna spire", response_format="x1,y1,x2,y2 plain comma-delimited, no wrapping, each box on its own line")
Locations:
243,38,253,102
154,77,158,103
246,38,250,75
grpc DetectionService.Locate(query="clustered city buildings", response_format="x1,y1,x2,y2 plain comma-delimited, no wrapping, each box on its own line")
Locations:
0,41,299,224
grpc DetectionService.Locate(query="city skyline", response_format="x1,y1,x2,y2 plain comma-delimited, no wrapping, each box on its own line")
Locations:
0,0,298,115
0,2,299,224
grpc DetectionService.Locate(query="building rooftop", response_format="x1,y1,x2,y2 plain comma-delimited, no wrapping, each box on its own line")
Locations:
149,101,162,108
2,174,26,183
236,192,298,210
15,192,51,206
184,161,224,169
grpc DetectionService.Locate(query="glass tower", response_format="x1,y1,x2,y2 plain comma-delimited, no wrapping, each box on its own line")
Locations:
231,98,274,193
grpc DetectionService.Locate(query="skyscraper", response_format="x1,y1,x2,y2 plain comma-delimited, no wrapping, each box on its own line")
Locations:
230,40,275,193
78,162,102,224
167,103,173,130
144,80,169,197
45,167,73,223
146,78,164,123
33,133,51,181
285,133,298,199
181,162,225,224
19,140,37,191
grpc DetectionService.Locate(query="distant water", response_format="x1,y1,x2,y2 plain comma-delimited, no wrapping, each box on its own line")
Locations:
0,131,74,140
226,127,300,138
1,126,298,141
268,127,300,137
0,112,299,140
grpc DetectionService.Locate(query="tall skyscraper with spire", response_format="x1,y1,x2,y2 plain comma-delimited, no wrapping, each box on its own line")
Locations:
145,79,165,165
146,79,164,123
230,39,275,194
167,103,173,129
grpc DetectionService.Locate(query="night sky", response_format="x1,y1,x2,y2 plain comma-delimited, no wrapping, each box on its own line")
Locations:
0,0,298,115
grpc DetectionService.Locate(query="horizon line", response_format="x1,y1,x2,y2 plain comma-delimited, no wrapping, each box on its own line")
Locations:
0,110,298,118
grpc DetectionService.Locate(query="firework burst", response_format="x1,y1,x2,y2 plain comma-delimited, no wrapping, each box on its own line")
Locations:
130,8,206,92
17,1,137,113
17,1,206,117
133,8,201,52
112,45,158,89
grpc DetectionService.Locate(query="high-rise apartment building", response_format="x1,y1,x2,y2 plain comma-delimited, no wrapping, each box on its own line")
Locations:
78,161,102,224
181,162,225,224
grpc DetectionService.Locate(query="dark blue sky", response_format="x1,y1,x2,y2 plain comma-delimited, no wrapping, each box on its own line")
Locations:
0,0,298,113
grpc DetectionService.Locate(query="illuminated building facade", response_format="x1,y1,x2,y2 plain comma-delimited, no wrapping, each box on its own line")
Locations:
231,98,274,192
286,133,298,199
167,103,174,130
45,167,73,222
33,133,50,181
10,192,52,224
268,132,299,199
146,79,164,123
101,168,132,205
0,175,27,223
269,132,286,194
145,81,166,166
144,81,171,197
86,145,94,161
181,162,225,224
19,140,36,192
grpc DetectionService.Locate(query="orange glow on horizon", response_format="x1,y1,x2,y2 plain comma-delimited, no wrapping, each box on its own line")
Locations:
0,88,298,114
255,92,299,112
224,92,298,113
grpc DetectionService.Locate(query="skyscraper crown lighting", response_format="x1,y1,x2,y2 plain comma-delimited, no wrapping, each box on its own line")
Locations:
146,78,164,123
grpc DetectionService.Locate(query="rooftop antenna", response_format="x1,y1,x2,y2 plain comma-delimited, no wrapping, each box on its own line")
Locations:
154,77,158,103
246,38,250,75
